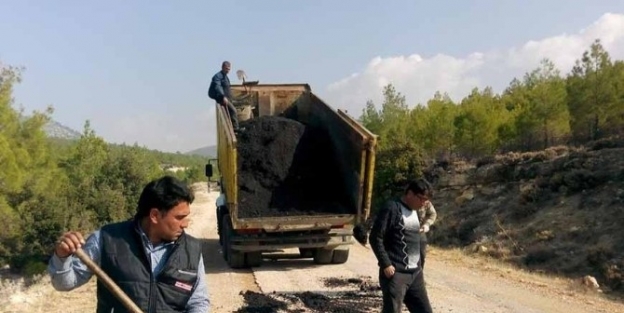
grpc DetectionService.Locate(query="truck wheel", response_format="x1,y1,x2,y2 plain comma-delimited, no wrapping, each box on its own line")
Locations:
331,247,350,264
222,214,245,268
245,252,262,267
313,248,334,264
299,248,314,258
217,207,223,246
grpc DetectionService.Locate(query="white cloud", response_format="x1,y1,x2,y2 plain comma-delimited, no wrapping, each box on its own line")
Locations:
324,13,624,116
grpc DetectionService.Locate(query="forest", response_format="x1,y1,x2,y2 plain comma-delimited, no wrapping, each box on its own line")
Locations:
359,39,624,205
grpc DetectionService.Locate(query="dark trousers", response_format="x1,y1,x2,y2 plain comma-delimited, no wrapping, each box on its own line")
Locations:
218,100,239,130
379,268,433,313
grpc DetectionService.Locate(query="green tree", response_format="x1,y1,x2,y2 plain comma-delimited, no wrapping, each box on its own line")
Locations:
453,87,507,157
416,91,458,159
567,39,617,141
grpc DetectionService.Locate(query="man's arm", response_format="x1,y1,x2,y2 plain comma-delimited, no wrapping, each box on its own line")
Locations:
47,230,101,291
369,201,394,269
423,201,437,227
186,254,210,313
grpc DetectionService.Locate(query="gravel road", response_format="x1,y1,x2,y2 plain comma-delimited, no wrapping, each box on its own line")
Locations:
3,182,624,313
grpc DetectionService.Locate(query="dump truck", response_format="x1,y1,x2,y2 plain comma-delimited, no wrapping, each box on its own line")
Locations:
205,83,377,268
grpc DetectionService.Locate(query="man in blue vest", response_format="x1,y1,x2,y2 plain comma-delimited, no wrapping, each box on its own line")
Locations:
47,175,210,313
208,61,243,133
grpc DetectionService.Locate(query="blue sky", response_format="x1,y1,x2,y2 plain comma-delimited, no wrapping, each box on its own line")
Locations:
1,1,623,152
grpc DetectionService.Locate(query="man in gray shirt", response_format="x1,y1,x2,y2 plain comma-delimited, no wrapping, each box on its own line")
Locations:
48,175,210,313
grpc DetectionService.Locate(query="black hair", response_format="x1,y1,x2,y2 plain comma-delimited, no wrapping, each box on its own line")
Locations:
135,175,195,219
404,178,433,197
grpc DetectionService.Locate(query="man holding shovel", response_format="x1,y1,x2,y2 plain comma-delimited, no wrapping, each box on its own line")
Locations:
47,175,210,313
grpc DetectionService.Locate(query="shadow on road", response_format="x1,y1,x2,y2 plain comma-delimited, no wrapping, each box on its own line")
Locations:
200,238,342,274
200,238,251,275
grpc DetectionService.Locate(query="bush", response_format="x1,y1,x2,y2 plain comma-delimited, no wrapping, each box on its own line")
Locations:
23,260,48,278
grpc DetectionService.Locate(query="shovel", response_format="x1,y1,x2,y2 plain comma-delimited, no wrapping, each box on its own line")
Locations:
74,249,144,313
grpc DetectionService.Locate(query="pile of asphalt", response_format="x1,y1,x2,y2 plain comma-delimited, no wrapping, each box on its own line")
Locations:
236,115,350,218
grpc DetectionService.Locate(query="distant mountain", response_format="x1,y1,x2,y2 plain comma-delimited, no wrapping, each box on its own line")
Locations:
186,145,217,158
44,120,81,140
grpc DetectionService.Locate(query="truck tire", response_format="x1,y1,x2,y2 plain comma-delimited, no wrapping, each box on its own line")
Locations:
222,214,245,268
245,252,263,267
331,247,350,264
313,248,334,264
216,207,223,246
299,248,314,258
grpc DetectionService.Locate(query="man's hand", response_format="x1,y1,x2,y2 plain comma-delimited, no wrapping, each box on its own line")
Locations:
383,265,395,278
420,224,430,233
54,231,86,259
222,97,229,105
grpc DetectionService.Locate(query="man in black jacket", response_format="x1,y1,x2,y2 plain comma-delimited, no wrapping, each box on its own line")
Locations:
369,179,434,313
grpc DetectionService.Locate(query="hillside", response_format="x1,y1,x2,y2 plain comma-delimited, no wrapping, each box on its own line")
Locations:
425,136,624,294
186,145,217,158
43,120,81,140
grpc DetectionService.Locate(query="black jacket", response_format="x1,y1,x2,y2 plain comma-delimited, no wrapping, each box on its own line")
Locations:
369,198,422,273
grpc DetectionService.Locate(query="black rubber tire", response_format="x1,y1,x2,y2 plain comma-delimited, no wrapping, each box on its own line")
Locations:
313,248,334,264
246,252,263,267
299,248,314,258
222,214,245,268
331,248,350,264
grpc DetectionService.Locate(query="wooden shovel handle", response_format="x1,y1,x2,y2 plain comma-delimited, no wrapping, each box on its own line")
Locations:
74,249,144,313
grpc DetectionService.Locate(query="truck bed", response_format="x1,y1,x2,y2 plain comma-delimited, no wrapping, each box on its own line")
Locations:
216,84,377,232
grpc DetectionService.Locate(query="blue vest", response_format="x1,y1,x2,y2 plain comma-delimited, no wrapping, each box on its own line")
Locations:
96,220,202,313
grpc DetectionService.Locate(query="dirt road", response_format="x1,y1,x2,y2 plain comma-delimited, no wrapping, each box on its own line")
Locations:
3,182,624,312
191,184,624,313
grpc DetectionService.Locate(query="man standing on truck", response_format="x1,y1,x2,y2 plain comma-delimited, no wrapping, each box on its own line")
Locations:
418,199,437,268
47,175,210,313
369,178,434,313
208,61,242,133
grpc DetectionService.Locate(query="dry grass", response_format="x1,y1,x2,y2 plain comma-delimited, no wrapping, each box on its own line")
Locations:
0,274,97,313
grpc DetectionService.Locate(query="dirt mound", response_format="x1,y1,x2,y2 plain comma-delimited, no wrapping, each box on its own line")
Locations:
236,276,382,312
236,116,350,218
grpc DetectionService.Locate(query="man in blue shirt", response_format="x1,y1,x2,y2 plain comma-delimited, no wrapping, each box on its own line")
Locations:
208,61,243,133
47,176,210,313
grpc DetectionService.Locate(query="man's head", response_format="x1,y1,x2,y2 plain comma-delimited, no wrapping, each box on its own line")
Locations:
402,178,433,210
135,175,195,242
221,61,231,74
